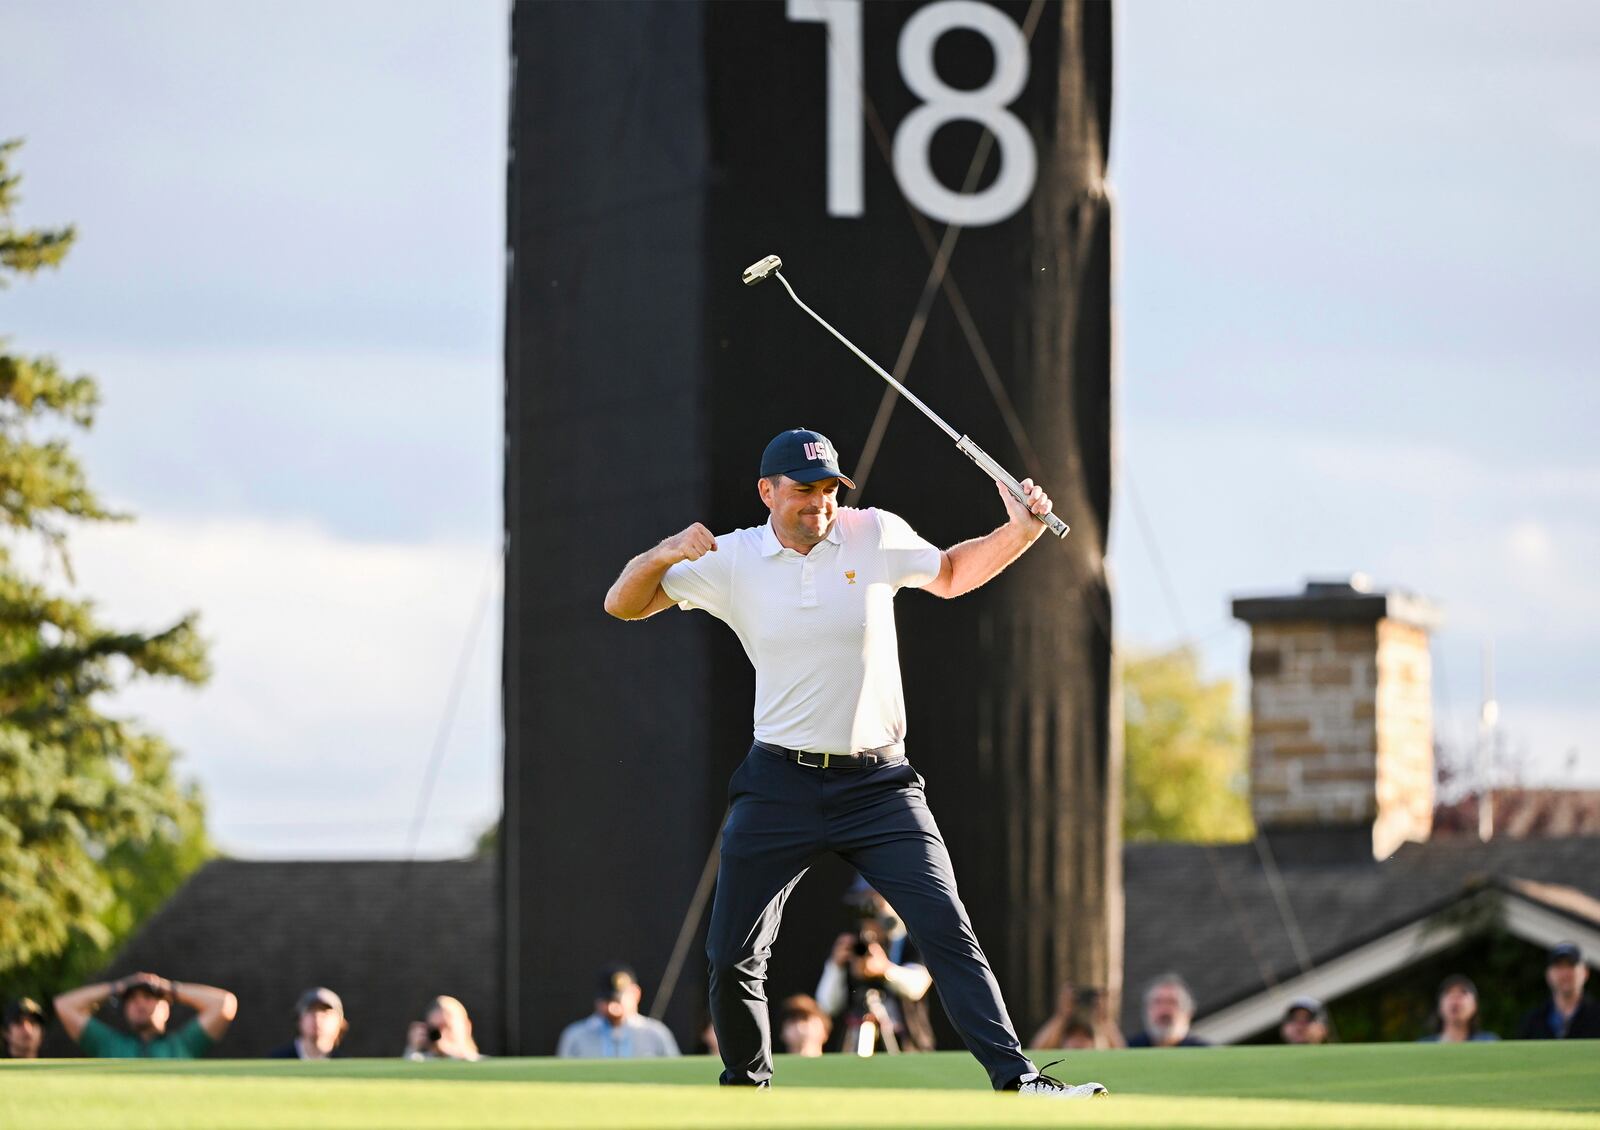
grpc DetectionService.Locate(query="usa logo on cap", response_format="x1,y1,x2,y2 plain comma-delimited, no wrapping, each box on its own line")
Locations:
759,428,857,490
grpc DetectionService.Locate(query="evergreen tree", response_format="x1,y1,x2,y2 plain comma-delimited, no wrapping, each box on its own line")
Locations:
0,139,211,999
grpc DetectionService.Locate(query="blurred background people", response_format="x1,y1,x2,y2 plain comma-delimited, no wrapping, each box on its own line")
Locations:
1128,974,1209,1047
1279,997,1329,1045
778,994,832,1057
556,964,679,1058
1030,983,1124,1050
816,880,935,1054
1419,975,1497,1043
3,998,46,1059
405,995,481,1061
1517,943,1599,1040
1058,1019,1098,1049
267,987,348,1059
54,972,236,1058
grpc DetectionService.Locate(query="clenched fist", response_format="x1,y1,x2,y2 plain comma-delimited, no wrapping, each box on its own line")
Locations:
660,522,717,564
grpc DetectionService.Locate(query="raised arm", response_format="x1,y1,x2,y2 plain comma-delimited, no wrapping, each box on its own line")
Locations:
921,479,1054,599
603,523,717,620
174,980,239,1041
53,979,115,1041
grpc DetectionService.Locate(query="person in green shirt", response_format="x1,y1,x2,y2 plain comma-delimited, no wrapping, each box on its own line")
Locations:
55,972,237,1058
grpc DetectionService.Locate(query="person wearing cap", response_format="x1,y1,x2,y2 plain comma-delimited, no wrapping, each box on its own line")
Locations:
3,997,47,1059
605,430,1103,1099
266,988,348,1059
1279,997,1329,1045
555,964,680,1058
53,971,237,1058
1418,975,1498,1042
1516,943,1600,1040
816,879,935,1053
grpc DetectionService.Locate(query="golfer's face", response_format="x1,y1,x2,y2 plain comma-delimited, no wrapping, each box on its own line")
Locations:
765,475,840,544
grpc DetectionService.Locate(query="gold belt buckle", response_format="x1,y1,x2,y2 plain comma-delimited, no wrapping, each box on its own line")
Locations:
822,751,831,769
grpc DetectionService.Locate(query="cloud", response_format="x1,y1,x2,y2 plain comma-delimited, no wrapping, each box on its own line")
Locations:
61,514,502,859
1112,420,1600,784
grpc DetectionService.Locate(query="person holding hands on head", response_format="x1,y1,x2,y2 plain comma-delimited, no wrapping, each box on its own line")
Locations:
54,971,236,1058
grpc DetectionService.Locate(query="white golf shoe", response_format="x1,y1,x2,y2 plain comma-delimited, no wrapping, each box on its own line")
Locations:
1009,1062,1108,1099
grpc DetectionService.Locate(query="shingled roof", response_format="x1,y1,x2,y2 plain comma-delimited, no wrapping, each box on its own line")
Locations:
1122,833,1600,1038
48,859,500,1058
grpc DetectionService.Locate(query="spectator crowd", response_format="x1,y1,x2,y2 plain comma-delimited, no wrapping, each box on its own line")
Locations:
3,912,1594,1060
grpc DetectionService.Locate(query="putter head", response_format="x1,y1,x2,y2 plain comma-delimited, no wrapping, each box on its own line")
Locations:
742,254,782,286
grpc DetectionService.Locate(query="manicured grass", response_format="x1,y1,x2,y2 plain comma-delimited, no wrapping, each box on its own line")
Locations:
3,1042,1597,1128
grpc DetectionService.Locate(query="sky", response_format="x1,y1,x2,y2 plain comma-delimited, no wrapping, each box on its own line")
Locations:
1,0,1595,857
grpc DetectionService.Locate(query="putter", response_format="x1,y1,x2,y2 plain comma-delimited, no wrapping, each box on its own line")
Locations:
742,254,1069,539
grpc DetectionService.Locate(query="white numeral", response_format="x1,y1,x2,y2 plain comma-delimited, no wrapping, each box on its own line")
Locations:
786,0,864,218
894,1,1036,227
787,0,1037,227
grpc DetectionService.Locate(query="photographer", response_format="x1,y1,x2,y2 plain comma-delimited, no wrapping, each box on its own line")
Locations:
1030,983,1125,1050
815,880,935,1053
403,995,481,1061
54,972,236,1058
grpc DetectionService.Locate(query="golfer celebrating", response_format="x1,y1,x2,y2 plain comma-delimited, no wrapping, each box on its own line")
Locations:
604,428,1104,1099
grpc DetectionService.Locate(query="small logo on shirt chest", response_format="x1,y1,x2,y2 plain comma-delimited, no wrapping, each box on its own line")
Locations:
844,571,857,584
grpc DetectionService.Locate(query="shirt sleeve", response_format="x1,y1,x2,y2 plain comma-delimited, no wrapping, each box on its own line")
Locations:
170,1019,216,1058
555,1023,577,1058
874,509,943,590
655,1022,681,1056
815,961,848,1016
76,1016,119,1057
660,537,735,619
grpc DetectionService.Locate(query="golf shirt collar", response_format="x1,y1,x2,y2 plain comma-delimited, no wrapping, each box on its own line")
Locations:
759,516,844,557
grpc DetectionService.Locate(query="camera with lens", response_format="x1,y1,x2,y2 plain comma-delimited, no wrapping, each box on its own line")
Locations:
849,915,886,964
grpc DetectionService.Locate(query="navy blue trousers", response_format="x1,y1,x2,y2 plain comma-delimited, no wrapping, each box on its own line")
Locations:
705,743,1034,1089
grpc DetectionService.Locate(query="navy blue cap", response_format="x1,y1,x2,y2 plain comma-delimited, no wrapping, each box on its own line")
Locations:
597,963,638,1000
760,429,855,490
4,997,45,1025
1549,942,1582,965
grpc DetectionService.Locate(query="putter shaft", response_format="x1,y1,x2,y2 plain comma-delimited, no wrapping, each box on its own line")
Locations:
764,267,1070,540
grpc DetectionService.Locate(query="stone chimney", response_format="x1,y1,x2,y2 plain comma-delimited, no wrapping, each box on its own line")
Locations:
1232,576,1440,861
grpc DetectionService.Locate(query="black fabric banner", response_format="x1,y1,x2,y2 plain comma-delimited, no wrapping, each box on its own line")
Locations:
506,0,1115,1054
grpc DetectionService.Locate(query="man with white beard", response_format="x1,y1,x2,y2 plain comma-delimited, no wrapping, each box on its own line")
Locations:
1127,974,1210,1048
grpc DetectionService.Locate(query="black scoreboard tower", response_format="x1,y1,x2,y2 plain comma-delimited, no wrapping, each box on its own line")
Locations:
504,0,1115,1055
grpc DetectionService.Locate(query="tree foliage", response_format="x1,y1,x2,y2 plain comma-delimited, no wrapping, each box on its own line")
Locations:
1123,646,1253,843
0,139,212,1000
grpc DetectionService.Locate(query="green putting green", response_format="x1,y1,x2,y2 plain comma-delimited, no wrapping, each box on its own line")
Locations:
3,1042,1597,1129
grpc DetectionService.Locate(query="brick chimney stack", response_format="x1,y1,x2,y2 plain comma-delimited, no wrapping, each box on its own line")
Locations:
1232,576,1440,861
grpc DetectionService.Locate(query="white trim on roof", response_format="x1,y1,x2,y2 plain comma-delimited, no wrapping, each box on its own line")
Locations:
1190,887,1600,1045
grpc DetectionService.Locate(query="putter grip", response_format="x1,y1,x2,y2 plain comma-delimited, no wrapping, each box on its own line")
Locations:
956,436,1070,539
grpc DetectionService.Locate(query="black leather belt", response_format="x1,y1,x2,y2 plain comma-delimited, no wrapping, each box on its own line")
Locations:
754,740,906,769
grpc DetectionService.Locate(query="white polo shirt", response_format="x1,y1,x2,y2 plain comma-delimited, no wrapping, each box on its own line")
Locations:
660,507,943,754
